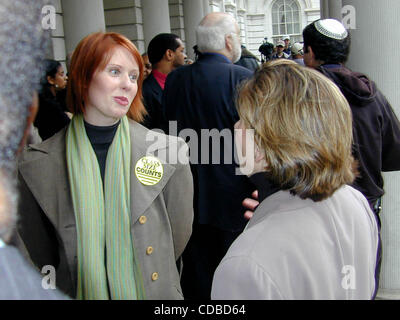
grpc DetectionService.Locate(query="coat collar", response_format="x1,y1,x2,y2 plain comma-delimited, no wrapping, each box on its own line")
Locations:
144,73,163,103
198,52,233,64
245,190,310,230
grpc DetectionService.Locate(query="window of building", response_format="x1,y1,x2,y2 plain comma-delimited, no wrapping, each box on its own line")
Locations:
271,0,302,43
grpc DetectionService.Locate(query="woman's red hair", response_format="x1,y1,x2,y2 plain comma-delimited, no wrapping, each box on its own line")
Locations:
67,32,147,122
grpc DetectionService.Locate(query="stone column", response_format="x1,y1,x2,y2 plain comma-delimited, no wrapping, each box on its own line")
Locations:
345,0,400,300
319,0,343,20
236,8,247,45
203,0,211,16
169,0,186,48
183,0,207,60
322,0,400,299
61,0,106,54
103,0,145,54
142,0,171,49
50,0,66,67
224,1,237,19
209,0,223,12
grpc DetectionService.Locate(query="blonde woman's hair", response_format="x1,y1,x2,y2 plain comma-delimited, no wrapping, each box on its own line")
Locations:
237,59,357,201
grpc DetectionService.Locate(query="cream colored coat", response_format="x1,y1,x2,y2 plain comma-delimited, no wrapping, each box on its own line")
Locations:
212,186,379,300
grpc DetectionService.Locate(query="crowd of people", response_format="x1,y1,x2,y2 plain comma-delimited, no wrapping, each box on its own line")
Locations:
1,0,400,301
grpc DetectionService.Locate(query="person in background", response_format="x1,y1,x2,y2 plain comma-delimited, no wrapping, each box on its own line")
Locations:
235,45,260,72
291,42,305,65
0,0,68,300
141,52,152,80
282,35,291,56
17,32,193,300
303,18,400,297
142,33,186,130
34,59,70,141
272,40,289,59
212,59,379,300
163,12,256,300
302,19,400,213
258,38,274,63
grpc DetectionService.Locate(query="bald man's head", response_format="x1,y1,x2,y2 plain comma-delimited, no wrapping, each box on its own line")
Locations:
196,13,241,62
199,12,234,27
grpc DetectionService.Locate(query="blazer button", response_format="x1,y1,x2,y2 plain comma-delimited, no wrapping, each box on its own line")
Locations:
146,246,154,255
139,215,147,224
151,272,158,281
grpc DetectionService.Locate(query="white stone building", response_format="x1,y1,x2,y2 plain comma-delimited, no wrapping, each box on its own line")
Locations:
244,0,320,56
50,0,320,65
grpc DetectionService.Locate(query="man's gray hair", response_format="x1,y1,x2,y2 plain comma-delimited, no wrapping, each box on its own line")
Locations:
196,13,238,53
0,0,51,239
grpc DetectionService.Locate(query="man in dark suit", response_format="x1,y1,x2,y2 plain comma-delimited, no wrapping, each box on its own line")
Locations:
162,12,255,299
142,33,186,130
0,0,67,300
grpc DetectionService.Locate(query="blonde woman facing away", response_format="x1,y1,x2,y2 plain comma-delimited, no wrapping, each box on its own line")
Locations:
211,60,379,300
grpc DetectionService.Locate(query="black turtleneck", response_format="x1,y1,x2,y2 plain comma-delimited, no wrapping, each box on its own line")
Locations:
248,172,281,204
84,120,120,182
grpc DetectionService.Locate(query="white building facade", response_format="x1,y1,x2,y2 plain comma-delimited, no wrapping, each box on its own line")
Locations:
50,0,320,64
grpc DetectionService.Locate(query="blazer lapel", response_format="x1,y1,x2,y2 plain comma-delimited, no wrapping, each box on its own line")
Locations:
129,121,176,223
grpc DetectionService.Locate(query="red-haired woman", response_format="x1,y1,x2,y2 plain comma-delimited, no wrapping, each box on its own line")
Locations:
17,32,194,300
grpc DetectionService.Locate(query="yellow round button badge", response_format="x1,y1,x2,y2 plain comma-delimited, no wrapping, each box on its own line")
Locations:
135,156,164,186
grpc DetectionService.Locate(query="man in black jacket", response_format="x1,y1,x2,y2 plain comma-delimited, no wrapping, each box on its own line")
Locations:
163,12,255,299
303,18,400,299
303,19,400,216
235,45,260,72
142,33,186,130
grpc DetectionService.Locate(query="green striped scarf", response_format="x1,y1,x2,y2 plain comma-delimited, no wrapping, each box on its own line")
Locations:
66,114,145,300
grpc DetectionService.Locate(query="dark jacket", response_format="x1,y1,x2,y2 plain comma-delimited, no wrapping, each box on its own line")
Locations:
142,73,167,130
318,65,400,206
235,47,259,72
162,52,255,232
34,87,70,141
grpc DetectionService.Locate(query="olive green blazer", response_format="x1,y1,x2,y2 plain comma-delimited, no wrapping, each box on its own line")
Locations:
17,120,194,299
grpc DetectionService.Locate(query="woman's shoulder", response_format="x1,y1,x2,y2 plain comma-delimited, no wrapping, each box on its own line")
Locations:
128,120,189,166
19,127,67,164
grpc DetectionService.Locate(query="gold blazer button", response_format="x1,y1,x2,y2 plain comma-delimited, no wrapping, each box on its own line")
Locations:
146,246,154,255
139,215,147,224
151,272,159,281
